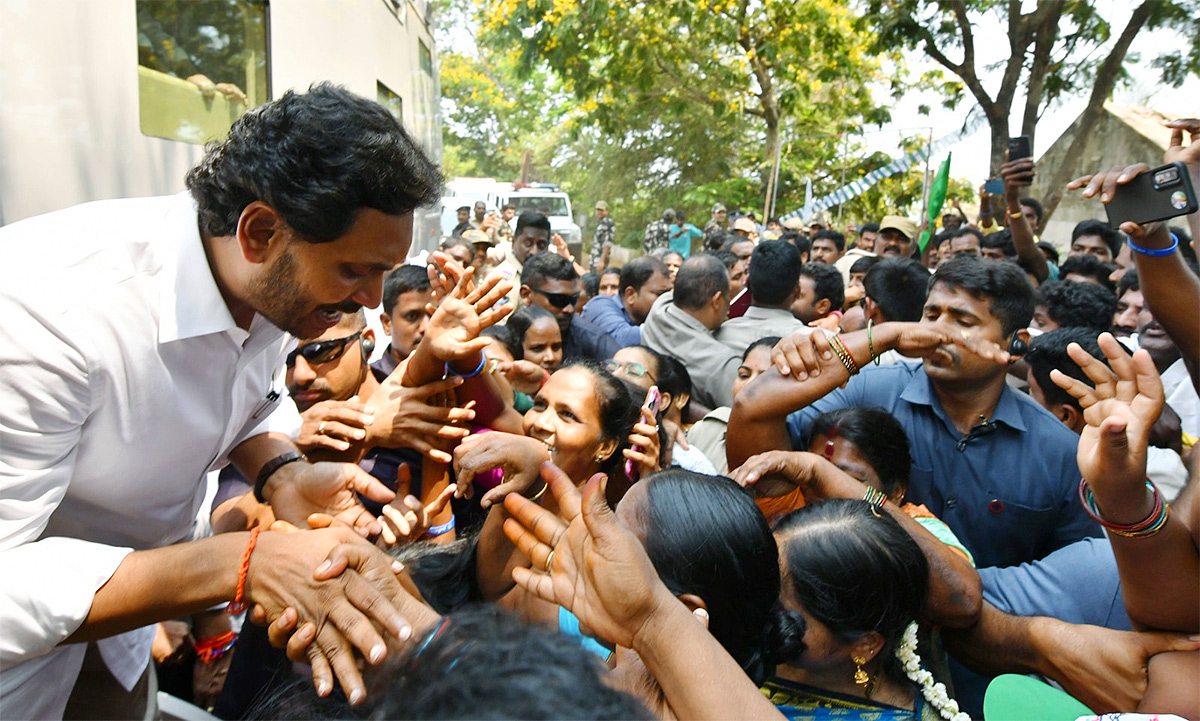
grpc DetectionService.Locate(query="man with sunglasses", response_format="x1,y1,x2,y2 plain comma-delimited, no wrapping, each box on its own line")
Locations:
0,84,442,716
518,251,619,362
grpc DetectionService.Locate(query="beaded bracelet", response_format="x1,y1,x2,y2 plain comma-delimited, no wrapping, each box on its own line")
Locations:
1078,479,1171,538
1127,232,1180,258
828,334,860,376
867,320,880,366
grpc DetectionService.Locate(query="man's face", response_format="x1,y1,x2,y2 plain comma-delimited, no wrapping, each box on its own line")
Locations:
950,235,981,258
1110,242,1133,284
728,259,749,297
1020,204,1039,231
444,244,473,268
624,269,671,325
1112,287,1143,337
596,207,609,220
981,246,1007,261
382,288,433,361
1030,304,1058,332
714,210,727,224
919,282,1009,385
599,272,620,296
730,239,754,263
473,202,486,221
791,276,822,323
664,254,683,283
470,244,489,270
247,209,410,339
457,208,470,224
525,278,579,335
1070,235,1113,263
878,228,912,258
286,322,368,412
1138,306,1181,370
856,230,878,253
943,214,963,232
810,239,841,265
502,207,515,221
513,227,551,264
767,220,784,232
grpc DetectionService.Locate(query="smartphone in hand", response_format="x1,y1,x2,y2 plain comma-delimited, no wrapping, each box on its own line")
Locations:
624,386,661,483
1007,135,1032,161
1105,162,1198,227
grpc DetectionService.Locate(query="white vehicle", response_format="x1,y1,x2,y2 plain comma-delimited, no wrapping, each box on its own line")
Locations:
1,0,444,252
490,183,583,255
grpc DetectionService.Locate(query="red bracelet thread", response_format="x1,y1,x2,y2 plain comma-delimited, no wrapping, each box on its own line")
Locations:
194,630,238,663
227,526,261,615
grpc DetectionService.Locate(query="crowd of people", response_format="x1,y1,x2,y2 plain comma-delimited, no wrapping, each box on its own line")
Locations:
2,83,1199,721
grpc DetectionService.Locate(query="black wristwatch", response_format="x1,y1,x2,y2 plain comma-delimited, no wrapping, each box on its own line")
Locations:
253,451,307,503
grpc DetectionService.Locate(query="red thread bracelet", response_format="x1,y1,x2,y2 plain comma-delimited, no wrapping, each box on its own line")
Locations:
227,526,261,615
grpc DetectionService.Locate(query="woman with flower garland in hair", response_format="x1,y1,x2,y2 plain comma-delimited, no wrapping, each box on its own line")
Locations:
764,500,968,721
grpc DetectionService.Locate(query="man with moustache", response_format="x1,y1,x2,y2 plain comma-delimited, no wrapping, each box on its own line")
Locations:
729,256,1100,569
0,84,441,716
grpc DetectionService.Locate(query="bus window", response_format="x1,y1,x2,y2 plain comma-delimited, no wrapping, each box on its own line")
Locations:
136,0,269,144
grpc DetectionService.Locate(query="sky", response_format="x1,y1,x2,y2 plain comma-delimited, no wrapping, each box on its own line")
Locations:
860,3,1199,187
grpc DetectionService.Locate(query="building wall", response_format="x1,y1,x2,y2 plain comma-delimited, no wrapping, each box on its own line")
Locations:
1031,107,1170,249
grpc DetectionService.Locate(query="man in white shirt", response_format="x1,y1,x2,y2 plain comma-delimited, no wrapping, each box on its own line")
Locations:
0,84,442,717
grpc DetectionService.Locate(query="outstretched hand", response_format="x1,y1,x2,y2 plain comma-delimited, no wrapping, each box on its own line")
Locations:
501,463,676,651
425,265,514,364
1049,332,1163,496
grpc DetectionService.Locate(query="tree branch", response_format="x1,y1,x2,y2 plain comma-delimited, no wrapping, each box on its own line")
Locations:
1021,0,1065,141
1041,1,1155,223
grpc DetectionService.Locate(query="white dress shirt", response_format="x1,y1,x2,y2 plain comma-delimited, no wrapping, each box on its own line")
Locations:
0,194,297,718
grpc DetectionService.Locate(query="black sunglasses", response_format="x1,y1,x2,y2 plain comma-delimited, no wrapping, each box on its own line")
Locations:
529,286,580,309
286,332,362,368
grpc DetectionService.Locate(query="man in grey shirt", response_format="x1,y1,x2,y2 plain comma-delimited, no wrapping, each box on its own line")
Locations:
717,240,814,353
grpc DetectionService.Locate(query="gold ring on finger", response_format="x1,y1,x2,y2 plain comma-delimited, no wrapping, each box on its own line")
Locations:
544,549,555,573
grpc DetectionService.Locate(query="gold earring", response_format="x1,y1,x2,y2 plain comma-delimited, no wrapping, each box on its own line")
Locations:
853,656,870,689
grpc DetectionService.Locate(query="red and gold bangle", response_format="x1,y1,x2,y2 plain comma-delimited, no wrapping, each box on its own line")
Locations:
226,526,262,615
828,334,860,376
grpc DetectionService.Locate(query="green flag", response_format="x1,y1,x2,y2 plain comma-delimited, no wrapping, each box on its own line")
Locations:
919,153,952,251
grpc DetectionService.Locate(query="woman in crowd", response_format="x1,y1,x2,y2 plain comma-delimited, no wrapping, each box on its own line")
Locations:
607,344,716,474
765,500,966,721
506,305,564,374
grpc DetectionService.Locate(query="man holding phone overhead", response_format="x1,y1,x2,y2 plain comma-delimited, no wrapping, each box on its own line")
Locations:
998,135,1050,283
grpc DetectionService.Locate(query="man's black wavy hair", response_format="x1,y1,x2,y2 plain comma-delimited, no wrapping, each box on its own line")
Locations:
186,83,442,243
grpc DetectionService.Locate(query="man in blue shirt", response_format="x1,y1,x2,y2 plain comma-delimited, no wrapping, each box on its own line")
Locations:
668,210,703,258
577,256,672,351
729,256,1100,568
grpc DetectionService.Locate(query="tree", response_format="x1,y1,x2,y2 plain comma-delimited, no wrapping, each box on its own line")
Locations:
478,0,891,217
863,0,1200,221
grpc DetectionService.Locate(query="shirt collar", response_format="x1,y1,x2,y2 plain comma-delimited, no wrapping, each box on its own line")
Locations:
899,365,1027,432
742,306,796,321
157,193,246,344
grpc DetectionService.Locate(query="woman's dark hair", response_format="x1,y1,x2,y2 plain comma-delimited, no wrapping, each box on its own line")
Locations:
641,469,804,684
656,354,692,404
506,305,559,359
480,325,518,359
186,83,442,243
774,499,929,684
743,335,781,361
808,408,911,499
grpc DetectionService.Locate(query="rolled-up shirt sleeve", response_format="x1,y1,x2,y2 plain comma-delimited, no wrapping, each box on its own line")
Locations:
0,292,129,667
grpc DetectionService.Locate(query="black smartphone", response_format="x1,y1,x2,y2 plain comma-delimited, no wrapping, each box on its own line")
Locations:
1105,162,1199,227
1007,135,1032,161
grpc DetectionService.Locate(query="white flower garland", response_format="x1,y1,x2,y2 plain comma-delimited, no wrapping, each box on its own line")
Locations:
895,621,971,721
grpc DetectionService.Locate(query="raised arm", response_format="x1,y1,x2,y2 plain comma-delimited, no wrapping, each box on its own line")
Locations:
503,466,785,721
1051,333,1199,632
1001,154,1048,283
